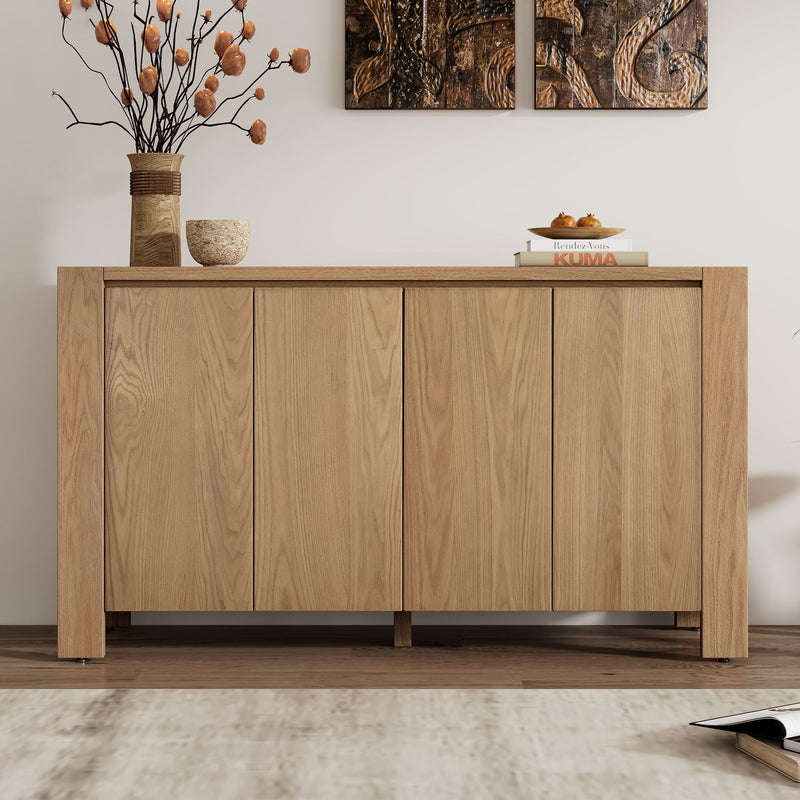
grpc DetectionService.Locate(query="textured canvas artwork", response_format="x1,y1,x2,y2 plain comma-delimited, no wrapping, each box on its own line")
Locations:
535,0,708,109
346,1,515,109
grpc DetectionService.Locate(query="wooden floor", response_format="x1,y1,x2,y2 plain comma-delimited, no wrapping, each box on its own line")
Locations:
1,626,798,689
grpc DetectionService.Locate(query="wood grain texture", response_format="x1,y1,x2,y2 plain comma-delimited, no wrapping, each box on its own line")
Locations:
57,267,106,660
702,267,748,659
6,625,788,688
404,287,552,611
346,0,515,109
675,611,701,628
736,733,800,782
103,267,703,283
535,0,708,109
128,153,183,267
255,288,402,611
105,287,253,611
394,611,412,647
553,287,701,611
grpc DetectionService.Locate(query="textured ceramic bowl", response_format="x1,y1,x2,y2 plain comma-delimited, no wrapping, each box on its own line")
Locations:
186,219,250,266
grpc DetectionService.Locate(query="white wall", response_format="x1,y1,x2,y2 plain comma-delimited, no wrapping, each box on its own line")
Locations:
2,1,798,626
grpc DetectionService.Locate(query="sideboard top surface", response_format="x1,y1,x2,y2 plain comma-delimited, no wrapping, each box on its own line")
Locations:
89,266,717,283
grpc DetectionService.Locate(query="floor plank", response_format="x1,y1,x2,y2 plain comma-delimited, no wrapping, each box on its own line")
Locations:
0,626,797,689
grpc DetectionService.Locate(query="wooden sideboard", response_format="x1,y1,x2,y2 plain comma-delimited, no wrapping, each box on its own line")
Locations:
57,267,748,661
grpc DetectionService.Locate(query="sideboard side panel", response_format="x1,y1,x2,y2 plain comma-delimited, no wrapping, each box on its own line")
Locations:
702,267,748,659
58,267,105,659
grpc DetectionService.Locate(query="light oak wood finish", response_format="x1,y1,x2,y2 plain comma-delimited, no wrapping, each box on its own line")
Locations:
676,611,701,629
57,266,748,661
128,153,183,267
394,612,412,647
105,287,253,610
3,626,791,688
103,266,703,283
702,267,748,659
736,733,800,782
57,267,106,660
255,288,402,611
405,287,552,611
553,288,702,611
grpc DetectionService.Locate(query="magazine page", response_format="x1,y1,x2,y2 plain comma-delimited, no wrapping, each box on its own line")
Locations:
692,703,800,738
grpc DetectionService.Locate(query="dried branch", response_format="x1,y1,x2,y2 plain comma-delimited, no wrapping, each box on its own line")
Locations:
53,91,136,141
55,1,309,153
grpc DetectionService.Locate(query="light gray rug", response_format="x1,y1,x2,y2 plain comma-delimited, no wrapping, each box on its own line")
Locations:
1,689,798,799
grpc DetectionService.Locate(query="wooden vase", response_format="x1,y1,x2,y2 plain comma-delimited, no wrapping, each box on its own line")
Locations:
128,153,184,266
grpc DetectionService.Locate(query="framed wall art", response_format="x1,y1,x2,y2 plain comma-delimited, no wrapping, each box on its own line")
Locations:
346,1,515,110
535,0,708,109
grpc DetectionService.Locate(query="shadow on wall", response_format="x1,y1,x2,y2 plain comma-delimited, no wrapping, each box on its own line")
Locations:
748,474,800,510
748,473,800,624
0,224,57,622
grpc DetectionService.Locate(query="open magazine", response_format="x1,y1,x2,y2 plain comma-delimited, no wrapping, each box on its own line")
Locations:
692,703,800,753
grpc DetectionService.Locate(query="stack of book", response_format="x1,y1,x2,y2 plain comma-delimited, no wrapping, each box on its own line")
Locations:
692,703,800,782
514,237,648,267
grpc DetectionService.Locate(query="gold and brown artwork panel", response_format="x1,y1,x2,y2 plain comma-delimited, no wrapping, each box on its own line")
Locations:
346,1,515,109
535,0,707,109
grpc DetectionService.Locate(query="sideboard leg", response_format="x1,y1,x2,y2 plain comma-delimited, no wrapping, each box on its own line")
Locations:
701,268,748,660
394,611,412,647
675,611,701,629
58,268,106,661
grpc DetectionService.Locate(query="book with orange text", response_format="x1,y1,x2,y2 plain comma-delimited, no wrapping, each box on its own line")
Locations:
514,251,648,267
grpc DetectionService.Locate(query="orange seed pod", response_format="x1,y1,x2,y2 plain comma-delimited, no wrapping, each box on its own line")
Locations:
194,89,217,118
221,44,246,76
250,119,266,145
241,20,255,40
156,0,172,21
120,86,133,106
94,18,117,45
214,30,233,58
254,87,265,100
205,75,220,93
138,65,158,95
290,48,311,74
143,24,161,54
269,47,279,62
174,48,189,67
59,0,72,17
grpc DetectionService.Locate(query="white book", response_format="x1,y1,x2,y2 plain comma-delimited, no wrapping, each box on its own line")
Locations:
527,238,634,252
692,703,800,755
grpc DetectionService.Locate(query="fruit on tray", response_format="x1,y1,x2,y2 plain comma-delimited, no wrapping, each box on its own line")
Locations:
577,213,602,227
551,212,576,228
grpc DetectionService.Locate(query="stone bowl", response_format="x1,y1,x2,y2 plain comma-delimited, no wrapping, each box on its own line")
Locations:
186,219,250,266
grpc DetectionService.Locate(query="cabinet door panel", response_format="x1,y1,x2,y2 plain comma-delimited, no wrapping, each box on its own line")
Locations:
105,288,253,611
405,288,552,611
553,287,701,611
255,288,402,611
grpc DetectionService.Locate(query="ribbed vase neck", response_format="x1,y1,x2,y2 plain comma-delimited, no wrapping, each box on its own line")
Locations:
127,153,185,172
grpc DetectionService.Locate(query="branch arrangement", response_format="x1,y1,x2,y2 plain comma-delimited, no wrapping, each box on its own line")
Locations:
54,0,310,152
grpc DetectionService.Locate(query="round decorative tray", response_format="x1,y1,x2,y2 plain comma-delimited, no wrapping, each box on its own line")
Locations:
528,227,626,240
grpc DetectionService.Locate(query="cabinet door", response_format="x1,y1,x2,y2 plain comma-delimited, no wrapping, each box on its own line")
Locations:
255,288,402,611
105,288,253,611
553,287,701,611
405,288,552,611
